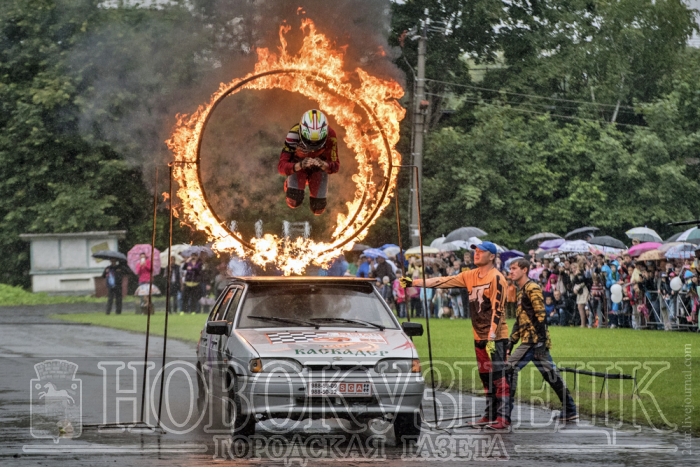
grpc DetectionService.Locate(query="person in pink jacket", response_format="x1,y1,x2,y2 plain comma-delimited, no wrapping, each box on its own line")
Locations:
136,253,152,284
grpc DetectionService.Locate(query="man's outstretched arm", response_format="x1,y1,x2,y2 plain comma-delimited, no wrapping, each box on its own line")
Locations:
413,274,467,288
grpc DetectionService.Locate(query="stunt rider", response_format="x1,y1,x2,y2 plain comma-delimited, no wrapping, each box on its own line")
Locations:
278,109,339,215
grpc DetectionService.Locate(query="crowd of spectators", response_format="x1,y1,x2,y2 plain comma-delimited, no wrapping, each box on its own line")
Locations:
348,246,700,331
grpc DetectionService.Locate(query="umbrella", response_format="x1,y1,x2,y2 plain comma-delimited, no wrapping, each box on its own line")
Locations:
380,244,400,251
564,226,599,239
539,238,565,250
589,236,627,249
437,242,461,252
665,232,684,243
363,248,388,259
430,236,447,248
676,227,700,244
626,227,662,243
134,283,161,296
637,249,664,262
528,267,545,280
127,244,162,276
628,242,662,257
664,243,697,260
500,250,525,262
405,246,440,256
447,240,472,249
92,250,127,262
559,240,592,253
180,245,213,258
350,243,370,252
445,227,488,243
383,246,401,257
524,232,561,244
494,244,507,254
160,244,190,267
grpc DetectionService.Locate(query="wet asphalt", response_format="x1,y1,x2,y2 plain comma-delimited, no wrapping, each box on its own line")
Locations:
0,304,694,466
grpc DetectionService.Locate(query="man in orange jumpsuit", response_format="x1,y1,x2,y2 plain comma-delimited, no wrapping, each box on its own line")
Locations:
402,241,511,430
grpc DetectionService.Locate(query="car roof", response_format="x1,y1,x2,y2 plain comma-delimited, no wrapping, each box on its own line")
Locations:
226,276,376,285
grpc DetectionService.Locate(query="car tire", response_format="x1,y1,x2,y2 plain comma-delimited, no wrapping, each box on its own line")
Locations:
393,410,422,444
227,375,256,437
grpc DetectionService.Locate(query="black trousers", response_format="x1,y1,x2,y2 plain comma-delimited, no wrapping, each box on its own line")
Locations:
106,287,122,315
183,284,201,313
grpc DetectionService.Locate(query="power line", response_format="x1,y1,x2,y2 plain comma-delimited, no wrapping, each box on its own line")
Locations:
424,90,637,116
427,93,649,128
425,78,637,111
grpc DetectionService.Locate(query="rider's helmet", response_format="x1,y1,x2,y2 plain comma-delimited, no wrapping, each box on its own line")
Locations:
298,109,328,152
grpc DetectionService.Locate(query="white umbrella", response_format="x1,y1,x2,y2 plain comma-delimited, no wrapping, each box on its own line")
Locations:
430,236,447,248
438,242,460,252
383,246,401,257
626,227,662,243
405,246,440,256
559,240,592,253
160,244,190,266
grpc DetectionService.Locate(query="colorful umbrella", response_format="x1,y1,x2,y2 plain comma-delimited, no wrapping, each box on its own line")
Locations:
540,238,565,250
127,244,161,276
676,227,700,244
628,242,662,257
363,248,388,259
500,250,525,262
559,240,592,253
664,243,697,259
626,227,662,243
134,283,161,296
528,267,545,280
637,249,664,262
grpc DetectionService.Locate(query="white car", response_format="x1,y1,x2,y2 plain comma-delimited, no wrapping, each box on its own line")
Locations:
196,277,425,441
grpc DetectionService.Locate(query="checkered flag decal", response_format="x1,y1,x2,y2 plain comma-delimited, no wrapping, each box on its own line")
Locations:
266,332,320,344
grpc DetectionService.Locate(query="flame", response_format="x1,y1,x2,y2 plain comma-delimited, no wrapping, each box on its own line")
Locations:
166,19,404,275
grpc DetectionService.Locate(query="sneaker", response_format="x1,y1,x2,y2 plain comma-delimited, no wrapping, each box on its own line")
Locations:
466,416,493,428
485,417,510,431
554,412,579,422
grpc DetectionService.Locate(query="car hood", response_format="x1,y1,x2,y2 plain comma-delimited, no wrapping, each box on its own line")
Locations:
235,328,417,365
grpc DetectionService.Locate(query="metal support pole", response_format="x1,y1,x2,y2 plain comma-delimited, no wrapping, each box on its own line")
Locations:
158,164,174,425
140,167,158,424
395,164,438,422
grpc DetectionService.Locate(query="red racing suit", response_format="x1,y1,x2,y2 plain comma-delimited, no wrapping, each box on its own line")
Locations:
278,124,339,214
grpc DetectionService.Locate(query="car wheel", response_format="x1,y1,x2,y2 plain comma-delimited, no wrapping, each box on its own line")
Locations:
393,410,422,444
227,375,256,437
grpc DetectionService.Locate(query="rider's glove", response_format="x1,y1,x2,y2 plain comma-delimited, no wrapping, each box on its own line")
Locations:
399,276,413,289
486,341,496,358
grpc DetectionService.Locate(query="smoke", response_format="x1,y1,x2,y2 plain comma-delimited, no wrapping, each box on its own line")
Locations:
70,0,404,240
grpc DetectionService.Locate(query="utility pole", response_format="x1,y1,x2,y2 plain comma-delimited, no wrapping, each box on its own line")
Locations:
409,9,429,247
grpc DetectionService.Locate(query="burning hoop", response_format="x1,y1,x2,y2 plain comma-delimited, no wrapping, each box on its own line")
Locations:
167,20,404,275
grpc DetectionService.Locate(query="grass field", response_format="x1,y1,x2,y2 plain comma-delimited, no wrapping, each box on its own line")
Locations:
53,312,699,434
0,283,144,306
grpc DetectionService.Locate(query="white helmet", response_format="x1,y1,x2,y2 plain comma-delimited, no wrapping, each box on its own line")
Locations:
299,109,328,152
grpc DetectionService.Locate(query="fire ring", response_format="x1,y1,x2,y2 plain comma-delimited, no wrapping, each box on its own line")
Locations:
167,20,404,274
194,69,394,253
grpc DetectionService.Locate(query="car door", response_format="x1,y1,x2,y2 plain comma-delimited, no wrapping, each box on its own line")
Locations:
204,287,236,398
216,287,243,389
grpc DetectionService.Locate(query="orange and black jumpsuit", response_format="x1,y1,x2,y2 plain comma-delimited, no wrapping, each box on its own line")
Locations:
419,268,510,423
278,124,339,215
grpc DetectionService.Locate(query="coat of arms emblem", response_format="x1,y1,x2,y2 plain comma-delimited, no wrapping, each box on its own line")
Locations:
30,360,82,442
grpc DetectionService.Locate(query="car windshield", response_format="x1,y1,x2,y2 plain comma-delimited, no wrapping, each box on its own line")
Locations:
236,283,397,329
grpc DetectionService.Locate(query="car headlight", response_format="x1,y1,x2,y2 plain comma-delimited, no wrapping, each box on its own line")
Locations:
375,358,421,374
250,358,303,374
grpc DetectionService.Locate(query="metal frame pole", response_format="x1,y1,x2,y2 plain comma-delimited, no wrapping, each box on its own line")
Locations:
395,164,438,421
157,164,174,425
394,182,409,323
140,167,158,424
